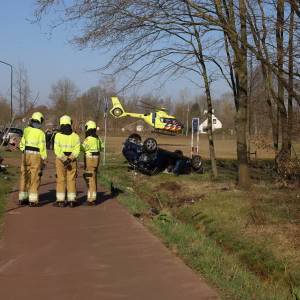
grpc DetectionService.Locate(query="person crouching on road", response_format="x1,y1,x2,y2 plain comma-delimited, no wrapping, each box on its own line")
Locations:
82,121,104,205
54,115,80,207
19,112,47,207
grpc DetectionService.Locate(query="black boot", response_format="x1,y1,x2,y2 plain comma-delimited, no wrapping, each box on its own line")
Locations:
69,201,77,208
19,199,29,206
58,201,66,208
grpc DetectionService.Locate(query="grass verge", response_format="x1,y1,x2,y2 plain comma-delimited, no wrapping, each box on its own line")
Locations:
0,173,17,228
99,154,300,300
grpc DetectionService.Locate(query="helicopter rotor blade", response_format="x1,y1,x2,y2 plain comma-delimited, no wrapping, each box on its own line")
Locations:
135,104,153,113
139,100,157,109
139,100,168,112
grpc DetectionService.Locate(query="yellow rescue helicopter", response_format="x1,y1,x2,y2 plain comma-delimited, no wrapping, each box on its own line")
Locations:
110,97,183,134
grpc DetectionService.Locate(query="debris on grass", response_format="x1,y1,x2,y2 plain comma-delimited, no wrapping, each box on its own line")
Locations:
148,207,160,216
170,195,205,208
0,156,8,174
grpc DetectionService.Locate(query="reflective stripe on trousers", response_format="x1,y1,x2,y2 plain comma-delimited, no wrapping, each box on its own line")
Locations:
56,192,65,202
29,192,38,203
67,192,76,202
19,191,28,201
87,191,97,201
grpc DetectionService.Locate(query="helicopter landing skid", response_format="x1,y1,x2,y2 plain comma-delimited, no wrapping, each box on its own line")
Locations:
152,129,177,136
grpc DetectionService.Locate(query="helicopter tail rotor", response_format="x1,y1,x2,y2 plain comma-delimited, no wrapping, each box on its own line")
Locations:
110,97,125,118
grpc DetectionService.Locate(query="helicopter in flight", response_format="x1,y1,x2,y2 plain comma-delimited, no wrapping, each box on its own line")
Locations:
109,97,184,134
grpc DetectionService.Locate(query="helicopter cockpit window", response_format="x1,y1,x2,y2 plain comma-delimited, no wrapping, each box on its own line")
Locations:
162,118,176,124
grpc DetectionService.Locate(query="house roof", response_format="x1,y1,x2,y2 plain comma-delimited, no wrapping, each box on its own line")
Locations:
198,114,221,125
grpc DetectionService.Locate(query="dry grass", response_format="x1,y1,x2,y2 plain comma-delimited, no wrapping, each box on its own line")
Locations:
105,134,300,159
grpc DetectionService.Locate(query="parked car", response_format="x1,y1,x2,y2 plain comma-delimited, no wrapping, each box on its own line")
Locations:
1,127,23,145
122,134,203,175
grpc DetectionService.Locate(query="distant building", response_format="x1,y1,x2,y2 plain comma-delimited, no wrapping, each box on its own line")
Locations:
199,112,222,133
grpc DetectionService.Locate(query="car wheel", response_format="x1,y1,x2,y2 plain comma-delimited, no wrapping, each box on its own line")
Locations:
112,107,123,117
143,138,158,153
191,155,204,173
128,133,142,143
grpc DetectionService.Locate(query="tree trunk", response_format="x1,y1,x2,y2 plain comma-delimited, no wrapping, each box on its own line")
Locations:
287,7,295,156
262,65,279,155
247,53,253,160
186,1,218,178
235,0,250,188
214,0,250,187
235,78,249,188
200,63,218,179
276,0,290,165
197,45,218,179
224,32,238,109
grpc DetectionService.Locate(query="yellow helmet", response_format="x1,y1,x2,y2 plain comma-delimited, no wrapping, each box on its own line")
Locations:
31,112,44,123
85,120,97,131
59,115,72,126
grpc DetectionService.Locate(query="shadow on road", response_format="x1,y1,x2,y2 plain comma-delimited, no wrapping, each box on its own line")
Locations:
39,189,56,206
76,191,116,206
5,189,117,212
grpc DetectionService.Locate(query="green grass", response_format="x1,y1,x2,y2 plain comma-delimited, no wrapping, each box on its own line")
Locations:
100,163,150,215
0,177,11,219
0,167,18,230
152,214,292,300
99,154,300,300
176,199,297,286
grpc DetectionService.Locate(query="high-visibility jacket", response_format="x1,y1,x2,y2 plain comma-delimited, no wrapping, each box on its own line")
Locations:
82,136,104,157
54,132,80,160
19,127,47,160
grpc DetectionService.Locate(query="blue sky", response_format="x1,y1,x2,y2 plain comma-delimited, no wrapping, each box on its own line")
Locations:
0,0,229,107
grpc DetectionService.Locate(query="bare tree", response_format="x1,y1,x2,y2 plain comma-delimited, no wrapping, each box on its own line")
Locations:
34,0,220,178
287,6,295,155
0,96,11,126
243,0,298,166
34,0,300,185
15,64,31,115
49,78,78,118
72,77,117,127
199,0,250,187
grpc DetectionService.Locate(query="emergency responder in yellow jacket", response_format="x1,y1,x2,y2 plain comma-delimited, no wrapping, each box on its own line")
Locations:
54,115,80,207
19,112,47,206
82,121,104,205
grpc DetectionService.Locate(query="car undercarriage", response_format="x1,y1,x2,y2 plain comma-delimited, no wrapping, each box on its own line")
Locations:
122,134,204,176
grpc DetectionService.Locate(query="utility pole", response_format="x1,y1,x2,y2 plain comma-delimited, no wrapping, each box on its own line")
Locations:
103,97,108,166
185,103,189,136
0,60,13,121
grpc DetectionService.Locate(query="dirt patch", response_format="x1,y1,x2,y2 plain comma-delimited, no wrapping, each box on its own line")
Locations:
158,181,182,192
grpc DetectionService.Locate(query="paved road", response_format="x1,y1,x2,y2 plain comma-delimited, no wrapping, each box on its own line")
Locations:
0,156,218,300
